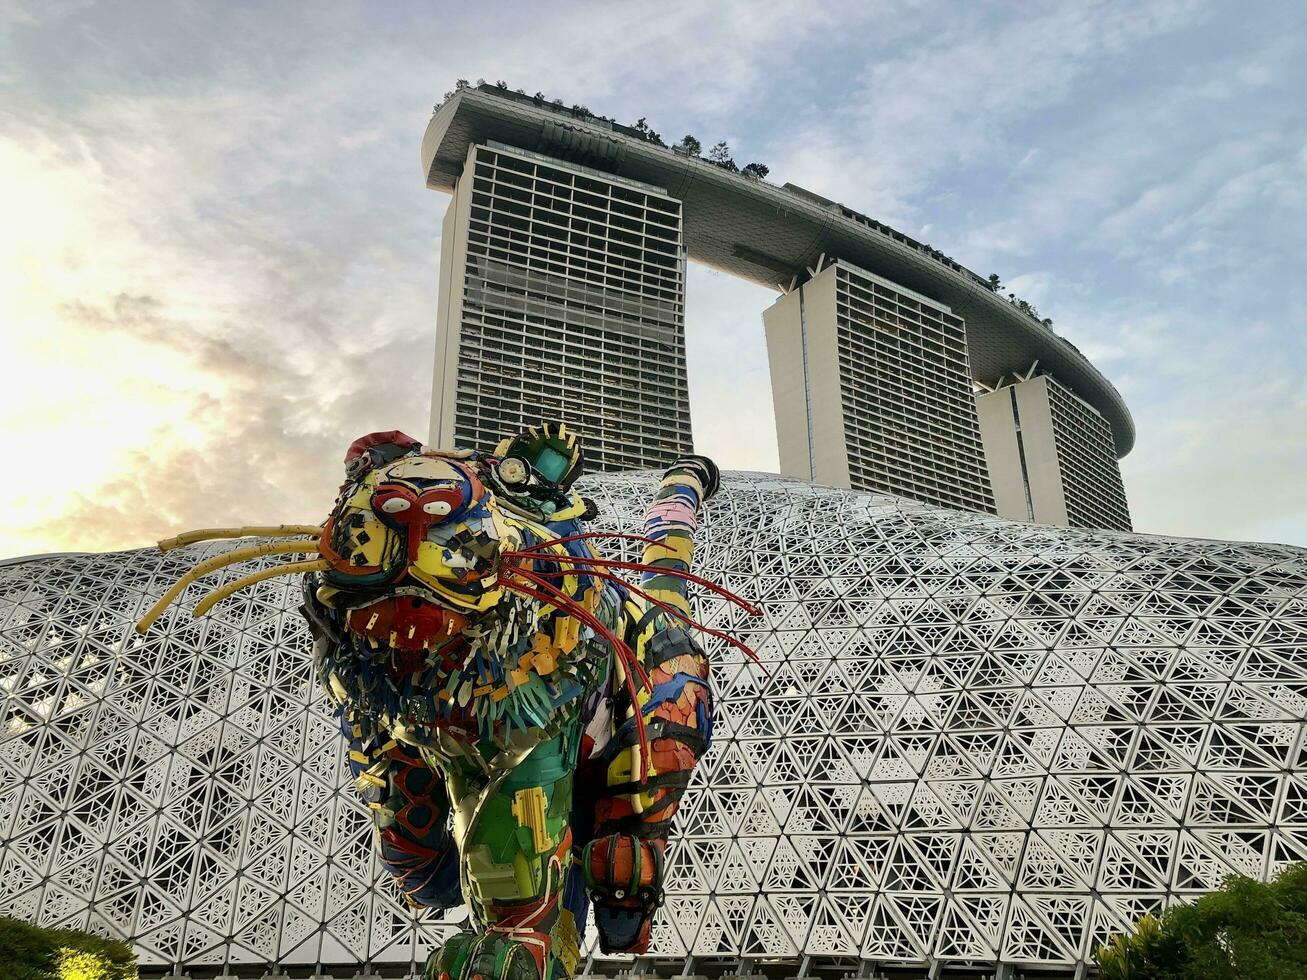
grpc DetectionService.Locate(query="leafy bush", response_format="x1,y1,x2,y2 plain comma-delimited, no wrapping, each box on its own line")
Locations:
1096,863,1307,979
0,916,137,980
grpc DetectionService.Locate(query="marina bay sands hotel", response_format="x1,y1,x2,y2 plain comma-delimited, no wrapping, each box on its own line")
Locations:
424,83,1133,532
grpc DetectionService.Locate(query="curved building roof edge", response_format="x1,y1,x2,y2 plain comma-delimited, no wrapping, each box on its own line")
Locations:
421,89,1135,457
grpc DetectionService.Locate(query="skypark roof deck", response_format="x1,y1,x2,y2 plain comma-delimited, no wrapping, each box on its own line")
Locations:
422,85,1134,456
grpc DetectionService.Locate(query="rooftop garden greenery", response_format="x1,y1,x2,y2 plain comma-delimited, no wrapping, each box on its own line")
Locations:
436,79,1052,330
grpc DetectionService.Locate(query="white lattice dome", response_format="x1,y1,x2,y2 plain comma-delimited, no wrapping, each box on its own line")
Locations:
3,473,1307,977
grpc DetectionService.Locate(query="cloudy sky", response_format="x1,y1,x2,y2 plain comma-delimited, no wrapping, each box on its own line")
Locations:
2,0,1305,559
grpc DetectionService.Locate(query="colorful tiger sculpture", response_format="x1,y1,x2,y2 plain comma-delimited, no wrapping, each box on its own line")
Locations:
136,425,758,980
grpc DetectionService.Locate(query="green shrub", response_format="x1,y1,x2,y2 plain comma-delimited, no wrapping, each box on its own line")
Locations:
1096,862,1307,979
0,916,137,980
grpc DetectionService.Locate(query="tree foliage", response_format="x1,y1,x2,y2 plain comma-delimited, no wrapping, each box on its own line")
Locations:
678,134,702,156
632,117,665,146
0,916,137,980
1096,863,1307,980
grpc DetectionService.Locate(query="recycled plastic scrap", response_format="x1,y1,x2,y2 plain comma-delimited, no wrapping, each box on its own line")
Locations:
136,423,760,980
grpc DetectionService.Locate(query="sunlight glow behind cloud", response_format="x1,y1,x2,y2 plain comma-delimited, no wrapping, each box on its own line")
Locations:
2,0,1305,558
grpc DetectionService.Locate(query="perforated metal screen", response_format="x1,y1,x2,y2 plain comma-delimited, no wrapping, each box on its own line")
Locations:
2,473,1306,975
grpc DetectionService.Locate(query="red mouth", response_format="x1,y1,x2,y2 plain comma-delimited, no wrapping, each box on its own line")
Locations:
345,596,470,651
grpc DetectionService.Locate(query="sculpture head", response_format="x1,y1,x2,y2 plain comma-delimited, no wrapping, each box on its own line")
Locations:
131,425,758,766
134,425,597,651
314,452,515,650
132,426,757,712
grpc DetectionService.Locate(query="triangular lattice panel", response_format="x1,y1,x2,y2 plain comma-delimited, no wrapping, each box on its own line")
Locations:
2,472,1306,975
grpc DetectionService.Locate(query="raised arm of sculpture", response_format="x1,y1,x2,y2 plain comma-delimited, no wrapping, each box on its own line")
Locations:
136,423,759,980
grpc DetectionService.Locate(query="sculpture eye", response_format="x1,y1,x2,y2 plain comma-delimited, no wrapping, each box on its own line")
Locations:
380,498,411,514
423,500,453,516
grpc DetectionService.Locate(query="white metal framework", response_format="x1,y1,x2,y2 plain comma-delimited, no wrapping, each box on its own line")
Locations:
2,473,1306,976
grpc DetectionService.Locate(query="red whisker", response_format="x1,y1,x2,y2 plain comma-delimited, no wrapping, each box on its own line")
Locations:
501,551,761,618
504,565,650,691
521,561,769,675
500,572,652,781
511,531,675,555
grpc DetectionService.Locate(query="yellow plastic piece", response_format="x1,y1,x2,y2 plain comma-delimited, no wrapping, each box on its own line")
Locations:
647,586,690,617
551,609,580,653
408,556,504,612
652,534,694,564
511,786,551,855
135,540,322,633
512,850,536,897
545,494,589,522
660,469,705,500
606,747,659,813
552,909,581,977
333,493,392,568
190,559,329,618
157,525,321,551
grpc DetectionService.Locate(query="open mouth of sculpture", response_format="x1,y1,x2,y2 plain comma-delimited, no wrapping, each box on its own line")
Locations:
340,591,472,651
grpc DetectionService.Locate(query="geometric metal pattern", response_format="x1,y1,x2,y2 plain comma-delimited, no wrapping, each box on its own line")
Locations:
3,472,1307,976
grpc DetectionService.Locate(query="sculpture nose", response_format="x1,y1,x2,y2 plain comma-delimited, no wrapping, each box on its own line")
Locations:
373,483,473,564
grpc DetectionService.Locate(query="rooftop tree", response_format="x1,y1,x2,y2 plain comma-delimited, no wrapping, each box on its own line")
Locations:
707,140,738,171
633,117,666,146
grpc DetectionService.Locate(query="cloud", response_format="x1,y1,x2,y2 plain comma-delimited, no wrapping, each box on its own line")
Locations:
0,0,858,559
685,269,779,474
1,0,1305,559
1123,395,1307,547
765,1,1208,227
0,89,436,557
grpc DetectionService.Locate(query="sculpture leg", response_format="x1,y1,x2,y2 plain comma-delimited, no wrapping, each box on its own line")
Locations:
584,624,712,952
339,710,461,909
579,455,718,952
426,732,583,980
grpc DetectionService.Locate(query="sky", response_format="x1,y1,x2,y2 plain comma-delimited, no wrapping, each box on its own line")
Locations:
2,0,1305,560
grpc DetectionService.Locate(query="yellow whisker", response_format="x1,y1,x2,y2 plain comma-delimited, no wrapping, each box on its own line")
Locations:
135,540,322,634
157,525,322,551
191,559,329,618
